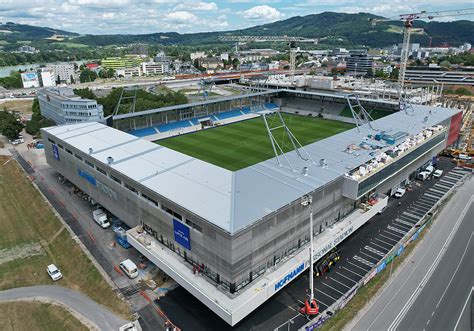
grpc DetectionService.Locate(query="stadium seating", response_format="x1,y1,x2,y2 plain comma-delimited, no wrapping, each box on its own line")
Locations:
128,127,158,137
157,120,192,132
214,109,245,120
264,102,279,110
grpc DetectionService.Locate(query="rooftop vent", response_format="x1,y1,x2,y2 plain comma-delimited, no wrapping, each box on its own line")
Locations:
423,116,428,123
107,156,114,165
88,148,93,155
302,166,309,176
320,158,328,168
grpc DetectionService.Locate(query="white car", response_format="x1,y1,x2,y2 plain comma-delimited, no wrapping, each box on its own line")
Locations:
119,259,139,279
433,169,443,178
458,154,472,161
394,188,406,198
46,264,62,281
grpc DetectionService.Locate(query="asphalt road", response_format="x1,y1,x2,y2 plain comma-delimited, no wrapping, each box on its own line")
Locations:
348,177,474,331
0,285,129,330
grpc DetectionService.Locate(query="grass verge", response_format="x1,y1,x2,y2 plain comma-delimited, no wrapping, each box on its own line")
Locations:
0,155,132,319
0,302,88,331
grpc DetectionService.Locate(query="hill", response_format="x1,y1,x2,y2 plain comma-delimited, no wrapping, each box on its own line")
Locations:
1,12,473,49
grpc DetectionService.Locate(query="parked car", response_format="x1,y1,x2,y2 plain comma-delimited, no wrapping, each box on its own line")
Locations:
394,188,406,198
92,208,111,229
46,264,62,281
119,259,139,279
417,171,429,181
377,206,387,214
458,154,472,161
433,169,443,178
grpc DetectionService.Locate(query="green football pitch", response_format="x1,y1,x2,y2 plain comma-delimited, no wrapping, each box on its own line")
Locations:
156,113,354,171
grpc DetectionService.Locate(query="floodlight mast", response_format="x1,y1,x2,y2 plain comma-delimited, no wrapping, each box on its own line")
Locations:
301,195,314,303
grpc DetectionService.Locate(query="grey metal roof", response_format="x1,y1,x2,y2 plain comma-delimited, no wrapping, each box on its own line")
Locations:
44,104,460,235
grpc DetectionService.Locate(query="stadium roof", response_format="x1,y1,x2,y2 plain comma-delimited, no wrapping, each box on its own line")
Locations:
112,89,397,120
44,104,460,235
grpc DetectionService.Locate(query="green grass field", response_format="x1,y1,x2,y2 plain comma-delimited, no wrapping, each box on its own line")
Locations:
339,106,393,120
157,113,354,171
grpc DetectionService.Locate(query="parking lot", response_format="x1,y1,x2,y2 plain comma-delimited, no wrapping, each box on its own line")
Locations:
11,138,469,331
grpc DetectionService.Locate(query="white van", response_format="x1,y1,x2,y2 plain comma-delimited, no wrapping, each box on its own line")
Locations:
119,259,139,279
417,171,429,181
424,165,434,175
92,209,111,229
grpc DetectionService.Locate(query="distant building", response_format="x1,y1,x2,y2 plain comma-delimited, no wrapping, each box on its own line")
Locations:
37,87,104,125
116,67,142,78
102,56,142,69
17,45,38,54
237,49,279,62
190,52,206,61
39,69,56,87
142,62,168,76
20,72,40,88
85,63,100,71
346,51,373,76
45,63,75,84
220,53,229,61
198,57,221,70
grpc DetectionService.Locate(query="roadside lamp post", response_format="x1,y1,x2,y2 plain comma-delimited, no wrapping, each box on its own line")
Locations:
301,194,314,302
287,318,294,331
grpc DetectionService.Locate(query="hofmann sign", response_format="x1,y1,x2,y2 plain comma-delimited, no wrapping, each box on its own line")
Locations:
313,226,354,261
274,262,305,292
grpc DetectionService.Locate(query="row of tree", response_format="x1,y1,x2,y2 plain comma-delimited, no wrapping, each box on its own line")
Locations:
25,98,54,137
74,87,189,116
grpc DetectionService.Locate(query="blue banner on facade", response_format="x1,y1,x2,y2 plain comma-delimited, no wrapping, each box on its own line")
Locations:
52,144,60,161
173,219,191,250
78,168,96,186
377,261,386,273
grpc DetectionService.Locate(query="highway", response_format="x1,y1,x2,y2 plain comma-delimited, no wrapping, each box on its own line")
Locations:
348,177,474,331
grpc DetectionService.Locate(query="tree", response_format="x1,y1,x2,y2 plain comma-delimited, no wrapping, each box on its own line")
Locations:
0,111,23,140
79,69,97,83
330,67,338,76
390,68,399,80
365,67,373,78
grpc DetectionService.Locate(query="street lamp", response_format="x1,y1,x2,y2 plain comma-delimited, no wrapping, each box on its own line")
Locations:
301,194,314,303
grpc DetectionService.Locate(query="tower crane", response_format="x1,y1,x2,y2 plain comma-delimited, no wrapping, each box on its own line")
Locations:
370,8,474,98
218,35,318,82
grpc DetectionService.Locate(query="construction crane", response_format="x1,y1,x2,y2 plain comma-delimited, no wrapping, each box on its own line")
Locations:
219,35,318,82
370,8,474,98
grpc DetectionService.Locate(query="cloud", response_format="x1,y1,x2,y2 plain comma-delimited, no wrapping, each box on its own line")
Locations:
163,11,198,23
174,1,218,11
241,5,283,22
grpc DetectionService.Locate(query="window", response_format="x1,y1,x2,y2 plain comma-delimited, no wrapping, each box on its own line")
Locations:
125,183,138,194
85,160,94,168
74,154,83,161
142,193,158,207
48,138,56,144
65,149,73,155
193,223,202,233
110,174,122,184
161,204,181,220
96,167,106,175
58,144,64,149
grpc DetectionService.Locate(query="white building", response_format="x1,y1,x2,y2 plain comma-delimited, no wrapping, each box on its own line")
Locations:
142,62,168,76
116,67,142,78
220,53,229,61
39,70,56,87
21,72,40,88
45,63,76,84
37,87,104,125
191,52,206,61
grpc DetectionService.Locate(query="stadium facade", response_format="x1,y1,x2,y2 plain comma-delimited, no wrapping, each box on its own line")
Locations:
41,92,462,326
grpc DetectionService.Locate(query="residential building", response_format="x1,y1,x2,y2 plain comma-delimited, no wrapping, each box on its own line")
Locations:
198,57,221,70
190,52,206,61
346,51,373,76
39,69,56,87
17,45,38,54
220,53,229,61
20,72,40,88
37,87,104,125
45,63,75,84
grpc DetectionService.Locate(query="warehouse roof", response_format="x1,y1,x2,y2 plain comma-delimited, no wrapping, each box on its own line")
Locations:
44,104,460,234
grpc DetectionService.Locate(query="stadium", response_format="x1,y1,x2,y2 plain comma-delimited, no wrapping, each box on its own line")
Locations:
41,89,462,326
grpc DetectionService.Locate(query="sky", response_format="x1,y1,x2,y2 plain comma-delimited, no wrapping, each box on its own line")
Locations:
0,0,473,35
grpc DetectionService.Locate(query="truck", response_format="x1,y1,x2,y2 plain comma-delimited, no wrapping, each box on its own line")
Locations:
92,209,111,229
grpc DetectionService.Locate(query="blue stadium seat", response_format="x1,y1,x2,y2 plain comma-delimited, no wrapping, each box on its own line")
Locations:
157,120,192,132
128,127,158,137
264,102,278,110
214,109,244,120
